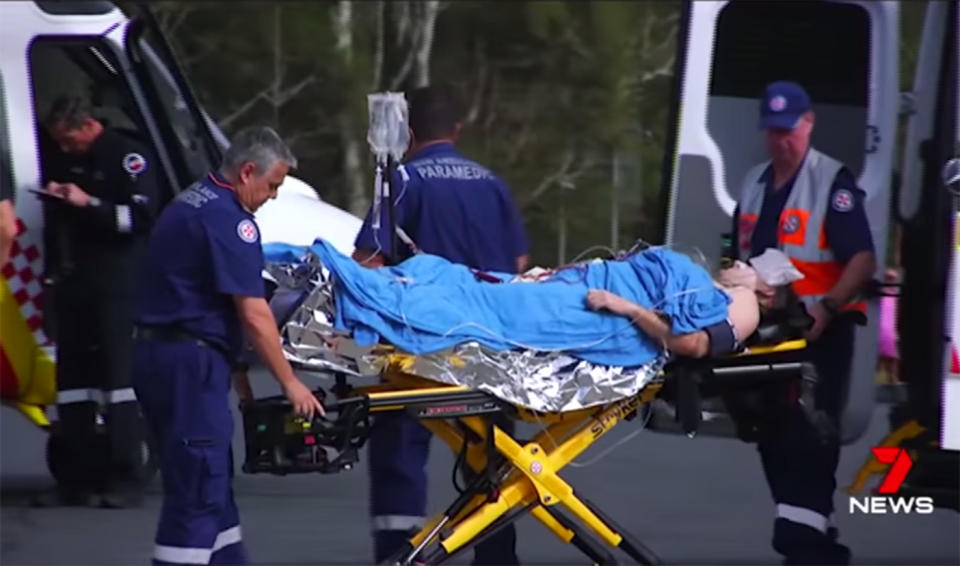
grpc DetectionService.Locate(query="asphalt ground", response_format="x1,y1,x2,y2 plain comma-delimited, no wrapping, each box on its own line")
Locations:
2,368,958,565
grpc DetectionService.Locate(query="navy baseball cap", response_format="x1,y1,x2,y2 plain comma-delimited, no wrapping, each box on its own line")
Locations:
758,81,812,130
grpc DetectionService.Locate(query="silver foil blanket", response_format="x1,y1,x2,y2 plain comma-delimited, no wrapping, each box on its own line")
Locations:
267,255,667,413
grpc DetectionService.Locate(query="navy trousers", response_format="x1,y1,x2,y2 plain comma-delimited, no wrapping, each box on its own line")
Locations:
368,411,519,565
757,320,855,565
133,341,248,565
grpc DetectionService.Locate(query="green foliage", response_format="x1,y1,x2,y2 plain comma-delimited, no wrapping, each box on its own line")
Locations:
136,0,682,267
133,1,924,268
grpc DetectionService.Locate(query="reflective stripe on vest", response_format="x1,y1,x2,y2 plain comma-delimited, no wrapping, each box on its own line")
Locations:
737,148,864,312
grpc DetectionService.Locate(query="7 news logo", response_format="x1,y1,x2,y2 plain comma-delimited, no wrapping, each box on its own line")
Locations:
848,447,934,514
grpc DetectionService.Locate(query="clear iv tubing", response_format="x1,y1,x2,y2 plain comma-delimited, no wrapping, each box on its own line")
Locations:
373,241,718,466
316,243,712,466
389,276,677,468
392,269,718,354
355,160,410,267
371,159,384,230
336,236,718,353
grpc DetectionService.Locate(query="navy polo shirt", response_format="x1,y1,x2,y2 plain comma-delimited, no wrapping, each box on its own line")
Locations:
731,160,874,263
134,172,265,357
354,142,528,273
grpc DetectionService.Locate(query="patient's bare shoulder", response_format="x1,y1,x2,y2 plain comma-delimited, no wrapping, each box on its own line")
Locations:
725,286,760,342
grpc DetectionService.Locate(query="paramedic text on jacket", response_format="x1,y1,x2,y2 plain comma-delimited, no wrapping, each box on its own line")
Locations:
731,81,877,566
130,126,322,565
352,84,529,566
36,95,161,508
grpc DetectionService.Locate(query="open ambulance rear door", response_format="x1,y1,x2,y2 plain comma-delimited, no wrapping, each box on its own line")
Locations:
896,0,959,452
657,0,899,444
944,2,960,453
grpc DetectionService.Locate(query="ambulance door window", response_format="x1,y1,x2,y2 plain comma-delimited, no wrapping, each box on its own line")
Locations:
125,16,222,189
27,36,175,204
707,0,870,204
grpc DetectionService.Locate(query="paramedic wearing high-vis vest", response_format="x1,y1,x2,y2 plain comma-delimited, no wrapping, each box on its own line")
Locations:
35,95,161,508
352,84,528,565
732,82,876,565
131,126,322,565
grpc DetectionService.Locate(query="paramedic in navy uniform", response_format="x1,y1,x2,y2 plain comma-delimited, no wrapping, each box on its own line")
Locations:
131,126,323,565
352,84,529,565
731,81,876,565
37,95,161,508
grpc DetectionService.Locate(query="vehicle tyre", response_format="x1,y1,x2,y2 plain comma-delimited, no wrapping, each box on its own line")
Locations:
46,429,159,488
139,431,160,484
45,430,98,488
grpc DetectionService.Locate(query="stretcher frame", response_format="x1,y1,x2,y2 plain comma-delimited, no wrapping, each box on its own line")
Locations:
242,336,814,566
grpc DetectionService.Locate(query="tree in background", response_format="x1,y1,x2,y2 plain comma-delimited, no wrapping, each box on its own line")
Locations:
136,0,682,267
130,1,927,269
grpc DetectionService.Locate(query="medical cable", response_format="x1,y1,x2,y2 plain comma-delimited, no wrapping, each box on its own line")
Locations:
355,166,411,267
388,260,715,467
569,244,618,263
526,394,657,469
332,250,721,355
300,245,716,466
386,242,721,353
568,406,656,468
395,281,720,354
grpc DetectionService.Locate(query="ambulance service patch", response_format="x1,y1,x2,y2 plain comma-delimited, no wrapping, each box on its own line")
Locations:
782,213,800,234
123,153,147,176
832,189,854,212
237,219,259,243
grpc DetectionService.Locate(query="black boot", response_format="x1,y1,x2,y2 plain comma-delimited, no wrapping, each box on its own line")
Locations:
95,490,144,509
94,461,146,509
94,410,147,509
773,518,851,566
31,486,96,508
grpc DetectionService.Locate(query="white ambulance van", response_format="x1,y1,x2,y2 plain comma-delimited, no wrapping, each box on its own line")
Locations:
0,1,360,480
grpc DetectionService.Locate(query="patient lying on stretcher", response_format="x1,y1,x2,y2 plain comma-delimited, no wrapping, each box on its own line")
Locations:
267,239,761,365
265,239,771,412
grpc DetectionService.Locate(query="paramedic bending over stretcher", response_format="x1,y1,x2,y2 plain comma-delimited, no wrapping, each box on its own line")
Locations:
586,279,761,358
351,85,528,565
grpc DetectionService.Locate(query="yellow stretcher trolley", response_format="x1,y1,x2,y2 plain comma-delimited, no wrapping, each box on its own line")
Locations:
240,309,829,566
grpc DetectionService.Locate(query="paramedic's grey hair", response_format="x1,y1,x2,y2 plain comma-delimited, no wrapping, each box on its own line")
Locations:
220,126,298,176
44,95,96,130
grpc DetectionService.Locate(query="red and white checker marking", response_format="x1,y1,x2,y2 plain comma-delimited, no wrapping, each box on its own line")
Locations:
1,218,49,346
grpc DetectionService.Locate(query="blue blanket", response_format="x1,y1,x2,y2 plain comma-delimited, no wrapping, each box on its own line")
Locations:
264,239,731,368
